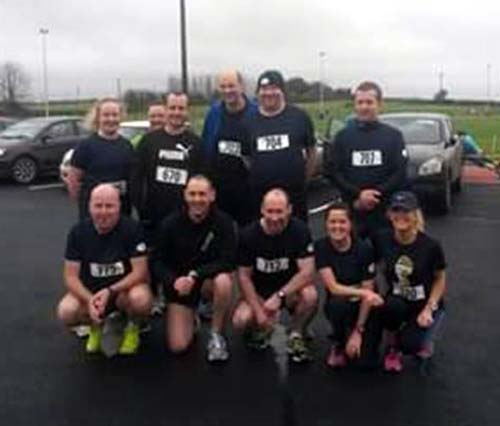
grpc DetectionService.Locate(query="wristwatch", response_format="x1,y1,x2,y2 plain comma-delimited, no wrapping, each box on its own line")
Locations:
427,301,439,312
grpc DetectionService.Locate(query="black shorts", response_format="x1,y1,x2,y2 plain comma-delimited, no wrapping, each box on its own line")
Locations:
162,276,202,309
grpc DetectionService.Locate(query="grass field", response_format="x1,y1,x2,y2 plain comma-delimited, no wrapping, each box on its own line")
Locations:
25,99,500,156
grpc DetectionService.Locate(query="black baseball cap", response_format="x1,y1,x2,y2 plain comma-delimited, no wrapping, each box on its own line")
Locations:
257,70,286,92
388,191,419,211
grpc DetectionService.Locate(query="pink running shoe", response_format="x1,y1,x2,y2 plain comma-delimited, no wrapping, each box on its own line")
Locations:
326,345,347,369
416,343,434,359
384,350,403,372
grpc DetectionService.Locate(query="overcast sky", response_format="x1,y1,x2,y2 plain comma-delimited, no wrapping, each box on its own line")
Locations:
2,0,500,100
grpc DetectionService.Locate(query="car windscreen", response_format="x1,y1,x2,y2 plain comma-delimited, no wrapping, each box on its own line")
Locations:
0,119,46,139
119,126,147,140
381,117,441,144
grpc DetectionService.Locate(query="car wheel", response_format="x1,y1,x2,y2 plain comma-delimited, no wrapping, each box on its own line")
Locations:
11,156,38,184
435,178,452,214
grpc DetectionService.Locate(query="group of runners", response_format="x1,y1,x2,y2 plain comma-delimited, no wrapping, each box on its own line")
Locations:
56,69,447,372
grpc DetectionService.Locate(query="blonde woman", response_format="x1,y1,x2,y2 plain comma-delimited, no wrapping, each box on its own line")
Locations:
375,191,447,373
68,98,134,218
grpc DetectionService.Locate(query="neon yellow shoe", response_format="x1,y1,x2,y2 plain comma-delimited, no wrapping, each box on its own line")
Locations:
118,322,140,355
85,325,102,353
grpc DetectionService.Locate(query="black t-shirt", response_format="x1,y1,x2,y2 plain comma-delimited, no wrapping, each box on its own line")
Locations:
64,217,147,293
329,120,407,202
374,230,446,304
246,105,315,190
238,218,314,297
211,105,251,190
315,237,375,290
71,133,134,201
133,128,204,225
153,207,236,283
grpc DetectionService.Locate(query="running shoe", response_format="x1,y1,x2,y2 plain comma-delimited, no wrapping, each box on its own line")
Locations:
384,349,403,373
119,321,141,355
243,328,272,351
287,332,312,363
326,344,347,369
206,331,229,362
85,324,102,354
416,343,434,360
72,325,90,338
101,312,127,357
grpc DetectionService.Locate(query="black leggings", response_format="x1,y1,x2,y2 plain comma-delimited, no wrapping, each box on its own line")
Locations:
324,296,382,364
381,295,445,354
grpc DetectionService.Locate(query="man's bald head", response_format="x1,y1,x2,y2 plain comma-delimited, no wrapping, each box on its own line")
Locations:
90,184,120,203
217,69,245,111
89,184,121,234
260,188,292,235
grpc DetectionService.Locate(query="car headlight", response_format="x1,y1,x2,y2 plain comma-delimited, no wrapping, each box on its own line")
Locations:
0,148,6,157
418,157,443,176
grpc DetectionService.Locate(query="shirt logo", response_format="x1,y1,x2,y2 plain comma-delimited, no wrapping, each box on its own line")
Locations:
351,150,383,167
90,261,125,278
218,140,242,157
158,149,185,161
256,134,290,152
256,257,290,273
155,166,188,185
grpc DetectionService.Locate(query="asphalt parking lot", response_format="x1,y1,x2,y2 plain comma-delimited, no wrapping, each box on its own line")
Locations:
1,177,499,426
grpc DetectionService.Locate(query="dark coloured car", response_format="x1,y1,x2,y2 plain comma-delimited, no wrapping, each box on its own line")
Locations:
380,113,463,213
0,116,88,184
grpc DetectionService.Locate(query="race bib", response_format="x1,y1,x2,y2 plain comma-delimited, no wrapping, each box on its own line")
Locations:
158,149,185,161
90,261,125,278
392,283,425,301
256,134,290,152
256,257,290,273
155,166,188,185
351,150,383,167
108,180,127,194
218,140,242,157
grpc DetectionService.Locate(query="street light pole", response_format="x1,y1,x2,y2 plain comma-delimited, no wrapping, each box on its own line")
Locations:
179,0,188,93
319,51,326,120
39,28,49,117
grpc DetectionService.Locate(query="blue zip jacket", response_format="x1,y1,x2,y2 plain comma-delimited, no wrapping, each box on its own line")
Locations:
201,96,258,160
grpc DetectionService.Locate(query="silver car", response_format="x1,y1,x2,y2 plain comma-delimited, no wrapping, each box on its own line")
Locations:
380,113,463,213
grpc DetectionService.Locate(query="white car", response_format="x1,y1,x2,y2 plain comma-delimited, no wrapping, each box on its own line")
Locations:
59,120,150,187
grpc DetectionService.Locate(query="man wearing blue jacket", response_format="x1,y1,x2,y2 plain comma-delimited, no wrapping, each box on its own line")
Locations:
202,70,258,226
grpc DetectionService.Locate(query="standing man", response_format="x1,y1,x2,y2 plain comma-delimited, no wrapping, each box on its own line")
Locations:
130,101,167,148
57,184,152,355
246,70,316,222
153,175,236,362
232,188,318,363
202,70,258,226
133,92,204,241
325,81,408,239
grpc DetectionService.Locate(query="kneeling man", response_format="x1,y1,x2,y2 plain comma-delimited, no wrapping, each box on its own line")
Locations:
232,188,318,362
153,175,236,362
57,184,152,355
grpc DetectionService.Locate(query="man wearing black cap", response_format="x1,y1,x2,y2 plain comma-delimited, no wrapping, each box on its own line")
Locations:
325,81,407,239
246,70,316,222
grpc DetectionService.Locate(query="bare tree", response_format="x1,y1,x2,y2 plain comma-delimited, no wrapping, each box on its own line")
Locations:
0,62,31,104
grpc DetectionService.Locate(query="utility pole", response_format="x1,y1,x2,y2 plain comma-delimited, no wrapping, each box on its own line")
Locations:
39,28,49,117
179,0,188,93
319,51,327,120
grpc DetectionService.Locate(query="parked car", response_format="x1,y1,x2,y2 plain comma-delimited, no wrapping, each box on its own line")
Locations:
324,113,463,213
0,116,87,184
380,113,463,213
59,120,150,186
0,117,17,132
